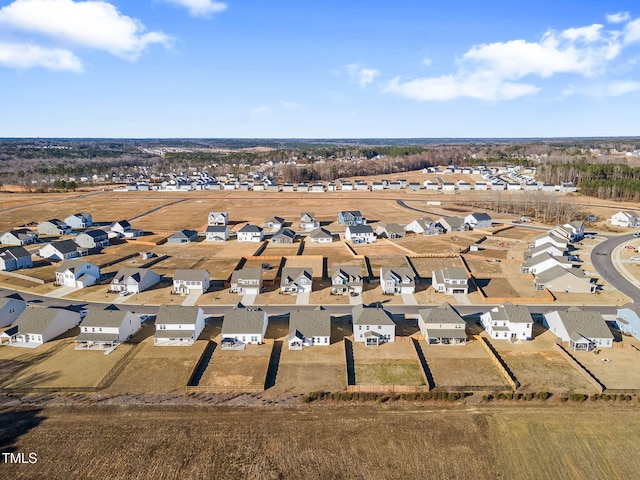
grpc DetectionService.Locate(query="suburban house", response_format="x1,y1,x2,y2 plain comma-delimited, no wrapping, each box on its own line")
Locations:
309,227,333,243
172,269,210,295
205,225,230,242
338,210,365,226
74,229,110,250
110,268,161,295
74,309,141,350
480,302,533,341
153,305,205,346
111,220,132,235
37,219,71,236
611,211,640,228
380,267,415,295
543,307,613,351
435,216,466,233
404,217,437,235
418,303,467,346
237,224,264,242
524,243,566,260
464,213,492,229
331,266,363,295
4,307,80,347
375,223,406,239
288,308,331,349
64,212,93,230
300,212,319,231
55,259,100,288
167,230,198,244
563,221,585,241
532,231,568,250
0,229,38,246
534,265,596,293
39,239,87,261
0,247,32,271
230,267,263,295
616,304,640,340
432,267,469,295
352,304,396,346
521,252,573,275
221,306,269,346
280,268,313,294
0,297,27,328
208,212,228,226
264,216,285,231
271,228,296,244
345,225,376,244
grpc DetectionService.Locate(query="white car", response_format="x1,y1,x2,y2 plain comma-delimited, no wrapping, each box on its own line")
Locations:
630,257,640,261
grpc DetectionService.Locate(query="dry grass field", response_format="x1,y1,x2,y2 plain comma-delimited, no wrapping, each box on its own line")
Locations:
422,339,509,389
478,277,548,300
4,404,640,479
197,344,272,388
282,255,323,277
351,242,410,256
394,235,462,255
571,346,640,390
352,341,425,386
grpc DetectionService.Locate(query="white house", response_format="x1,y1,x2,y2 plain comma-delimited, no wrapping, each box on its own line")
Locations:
110,268,161,294
280,268,313,294
111,220,132,235
464,213,492,229
237,224,264,242
74,309,141,350
331,266,363,295
532,231,568,250
418,303,466,346
264,216,285,232
74,229,110,250
543,307,613,351
524,243,566,260
432,267,469,295
0,229,38,246
208,212,229,226
345,225,376,244
338,210,365,226
173,269,210,295
352,304,395,346
300,212,319,231
521,252,572,275
0,246,33,271
610,211,640,228
37,219,71,236
39,239,87,261
205,225,230,242
480,302,533,341
230,267,263,295
154,305,205,346
0,297,27,328
380,267,415,295
404,217,436,235
288,308,331,349
55,260,100,288
64,212,93,230
5,307,80,347
221,307,269,346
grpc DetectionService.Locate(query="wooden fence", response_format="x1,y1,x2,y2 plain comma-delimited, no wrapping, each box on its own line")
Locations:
480,337,520,390
554,343,605,394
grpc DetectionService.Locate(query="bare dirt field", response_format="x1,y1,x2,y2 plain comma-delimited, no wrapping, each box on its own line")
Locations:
408,256,465,277
352,242,410,256
261,243,300,257
353,341,425,386
394,235,462,255
479,277,549,300
6,405,640,480
283,255,323,278
265,342,347,395
197,344,272,388
422,338,509,389
571,345,640,391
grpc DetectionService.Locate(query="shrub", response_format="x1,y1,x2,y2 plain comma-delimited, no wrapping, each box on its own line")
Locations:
601,394,610,401
447,392,461,401
590,394,599,401
570,393,586,402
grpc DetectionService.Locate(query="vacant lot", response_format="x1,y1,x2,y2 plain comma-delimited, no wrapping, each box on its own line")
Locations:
265,342,347,395
394,235,462,255
408,256,465,278
366,255,409,275
353,341,424,386
479,277,548,300
572,345,640,390
283,255,323,278
422,339,508,389
352,242,410,256
197,344,272,389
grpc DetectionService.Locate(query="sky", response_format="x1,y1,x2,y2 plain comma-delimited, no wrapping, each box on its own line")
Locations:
0,0,639,138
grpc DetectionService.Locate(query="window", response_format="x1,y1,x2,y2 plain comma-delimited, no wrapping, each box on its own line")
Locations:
378,325,382,330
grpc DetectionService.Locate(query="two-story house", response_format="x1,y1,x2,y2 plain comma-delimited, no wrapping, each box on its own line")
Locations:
154,305,205,346
352,304,395,346
338,210,365,226
331,266,363,295
432,267,469,294
345,225,376,244
380,267,415,295
280,267,313,294
173,269,210,295
480,302,533,341
230,267,263,295
288,308,331,349
75,309,141,350
55,259,100,288
237,224,264,242
418,303,467,346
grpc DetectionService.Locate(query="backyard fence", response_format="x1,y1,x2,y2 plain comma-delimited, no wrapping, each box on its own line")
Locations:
554,343,605,394
480,337,520,391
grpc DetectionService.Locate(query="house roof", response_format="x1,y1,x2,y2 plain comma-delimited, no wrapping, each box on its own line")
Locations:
13,307,77,335
281,268,312,286
381,267,415,284
300,212,315,221
438,216,465,229
522,252,570,269
79,229,108,239
378,223,405,235
156,305,202,325
169,229,197,240
75,332,119,342
112,220,131,229
550,308,614,342
469,212,492,222
0,297,25,310
272,228,296,240
173,269,209,282
347,224,374,235
309,227,332,239
352,304,395,326
534,265,589,284
230,267,262,283
111,268,158,284
433,267,467,282
265,216,285,224
47,239,81,255
332,265,362,281
289,308,331,339
418,303,464,325
488,302,532,324
340,210,362,217
526,243,565,256
408,217,434,229
55,259,97,274
238,224,263,233
222,307,266,334
82,309,132,328
0,246,31,259
206,225,229,233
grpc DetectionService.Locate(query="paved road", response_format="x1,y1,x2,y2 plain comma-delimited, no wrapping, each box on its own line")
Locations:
591,233,640,302
127,198,189,221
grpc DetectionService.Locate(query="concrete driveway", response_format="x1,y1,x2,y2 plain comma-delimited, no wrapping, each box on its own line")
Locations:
401,293,418,305
46,285,80,299
241,293,257,306
296,291,310,305
181,292,201,306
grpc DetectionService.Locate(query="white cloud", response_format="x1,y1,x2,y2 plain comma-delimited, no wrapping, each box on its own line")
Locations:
0,42,83,72
606,12,630,24
346,63,379,87
0,0,171,61
388,20,633,101
624,18,640,44
162,0,227,18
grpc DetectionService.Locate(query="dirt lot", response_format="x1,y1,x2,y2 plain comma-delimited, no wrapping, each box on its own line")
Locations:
408,256,465,278
197,343,272,388
394,235,462,255
352,341,425,386
571,344,640,390
283,255,323,278
352,242,410,256
422,338,509,389
265,342,347,395
479,277,549,300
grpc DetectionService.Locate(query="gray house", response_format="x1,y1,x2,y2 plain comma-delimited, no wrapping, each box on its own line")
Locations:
543,307,613,351
288,308,331,349
173,269,210,295
4,307,80,347
264,216,285,231
64,212,93,229
0,296,27,328
436,216,466,233
167,230,198,244
110,268,161,295
205,225,230,242
352,304,396,346
464,213,492,229
280,267,313,294
0,247,33,271
271,228,296,244
74,229,110,250
221,306,269,346
338,210,365,226
0,229,38,246
331,266,363,295
39,239,87,261
38,219,71,236
230,267,263,295
375,222,406,239
418,303,467,346
432,267,469,294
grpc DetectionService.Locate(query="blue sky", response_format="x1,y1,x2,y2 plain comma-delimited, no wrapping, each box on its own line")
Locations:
0,0,639,138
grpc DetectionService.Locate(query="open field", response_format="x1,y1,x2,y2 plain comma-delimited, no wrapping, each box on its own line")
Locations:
197,343,272,388
351,242,410,256
422,338,509,389
394,235,462,255
265,342,347,395
353,341,424,386
3,405,640,479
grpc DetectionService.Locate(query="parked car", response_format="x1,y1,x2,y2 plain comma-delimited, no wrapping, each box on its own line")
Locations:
631,257,640,261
